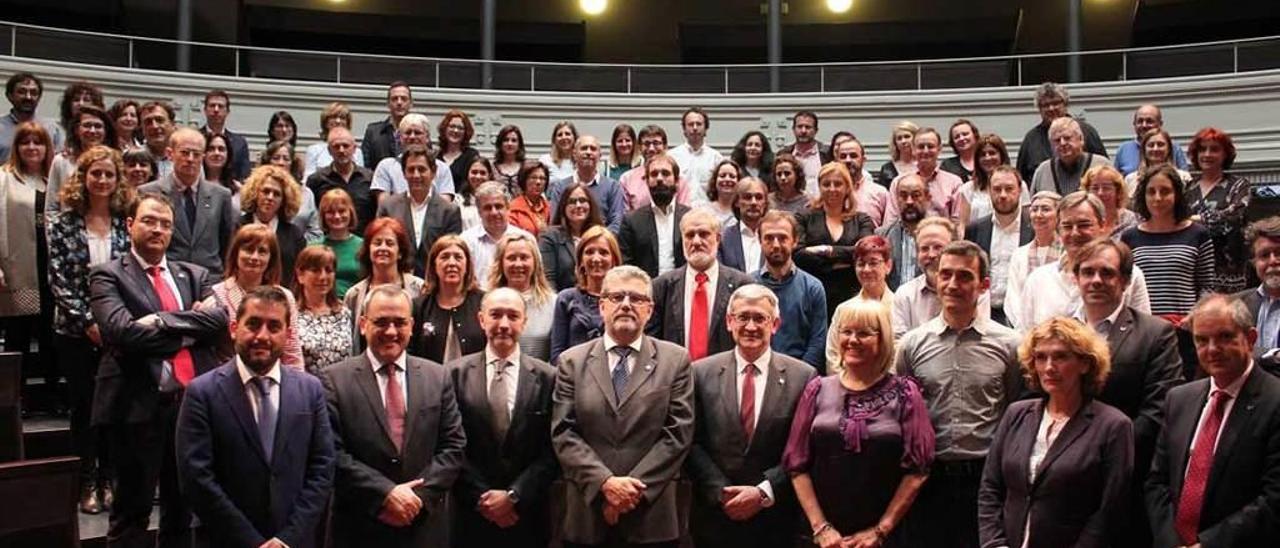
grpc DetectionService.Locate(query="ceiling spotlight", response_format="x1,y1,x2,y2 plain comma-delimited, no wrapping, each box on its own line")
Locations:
827,0,853,14
581,0,607,16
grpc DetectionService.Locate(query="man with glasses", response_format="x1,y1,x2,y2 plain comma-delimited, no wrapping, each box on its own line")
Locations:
0,72,63,162
323,284,466,547
877,174,934,290
753,210,828,371
1015,82,1108,182
1016,191,1150,332
1235,217,1280,375
552,265,694,548
618,124,691,211
686,284,817,548
1029,117,1111,196
139,127,238,277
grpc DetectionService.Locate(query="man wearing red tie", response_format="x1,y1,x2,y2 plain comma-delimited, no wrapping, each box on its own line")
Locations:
648,208,753,360
1146,293,1280,548
90,193,229,548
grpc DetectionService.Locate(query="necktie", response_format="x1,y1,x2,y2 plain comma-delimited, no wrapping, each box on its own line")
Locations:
741,363,758,443
146,266,195,385
1175,390,1232,544
689,272,710,360
489,359,511,442
611,346,632,401
383,363,406,452
183,188,197,230
251,377,276,462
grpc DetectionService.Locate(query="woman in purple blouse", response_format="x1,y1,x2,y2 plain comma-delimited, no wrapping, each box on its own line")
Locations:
784,299,934,548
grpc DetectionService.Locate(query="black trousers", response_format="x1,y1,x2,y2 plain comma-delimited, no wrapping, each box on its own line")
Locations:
106,393,191,548
56,332,107,482
901,458,983,548
563,542,678,548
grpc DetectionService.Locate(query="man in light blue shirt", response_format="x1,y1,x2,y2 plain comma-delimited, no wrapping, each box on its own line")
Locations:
0,72,64,162
1113,104,1189,175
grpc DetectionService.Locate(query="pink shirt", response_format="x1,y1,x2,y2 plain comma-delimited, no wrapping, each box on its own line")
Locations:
854,178,890,228
883,167,963,227
791,143,824,196
618,165,692,212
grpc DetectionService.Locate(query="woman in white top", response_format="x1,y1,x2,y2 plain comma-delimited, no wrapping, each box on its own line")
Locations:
703,159,742,228
486,232,557,361
1003,191,1063,331
538,120,578,182
457,157,492,231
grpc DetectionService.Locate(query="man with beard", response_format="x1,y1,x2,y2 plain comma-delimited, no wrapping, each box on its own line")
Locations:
140,127,239,277
776,110,830,192
448,288,558,548
619,153,690,278
897,241,1022,548
1030,117,1112,196
836,137,889,227
890,217,992,339
649,208,753,361
1071,238,1183,547
1018,191,1150,332
964,166,1035,325
685,284,817,548
617,125,692,211
461,182,533,286
1235,217,1280,375
753,210,828,371
884,128,963,227
139,100,177,178
876,174,934,290
551,265,694,548
0,72,63,162
717,177,768,273
176,286,335,548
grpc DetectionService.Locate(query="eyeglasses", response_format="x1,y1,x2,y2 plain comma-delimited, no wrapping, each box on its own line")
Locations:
731,313,772,325
603,291,652,306
136,216,173,231
840,328,881,341
369,317,411,329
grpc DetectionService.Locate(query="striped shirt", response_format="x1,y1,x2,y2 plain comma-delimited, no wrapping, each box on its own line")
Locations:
1119,223,1215,316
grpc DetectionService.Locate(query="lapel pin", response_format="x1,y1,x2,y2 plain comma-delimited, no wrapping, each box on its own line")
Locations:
778,378,785,385
644,364,654,371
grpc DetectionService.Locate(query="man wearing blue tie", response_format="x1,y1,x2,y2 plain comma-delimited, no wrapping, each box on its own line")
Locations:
176,286,336,548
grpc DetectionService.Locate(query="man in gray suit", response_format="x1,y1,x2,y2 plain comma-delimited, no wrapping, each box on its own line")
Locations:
323,285,466,547
375,146,463,278
139,127,238,277
686,284,816,548
552,265,695,548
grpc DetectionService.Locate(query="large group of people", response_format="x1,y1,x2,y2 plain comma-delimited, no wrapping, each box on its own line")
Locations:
1,69,1278,548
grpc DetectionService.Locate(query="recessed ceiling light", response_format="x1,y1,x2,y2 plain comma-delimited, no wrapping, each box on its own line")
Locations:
827,0,853,14
581,0,607,16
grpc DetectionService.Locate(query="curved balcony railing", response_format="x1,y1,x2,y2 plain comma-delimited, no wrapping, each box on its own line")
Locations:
5,20,1280,94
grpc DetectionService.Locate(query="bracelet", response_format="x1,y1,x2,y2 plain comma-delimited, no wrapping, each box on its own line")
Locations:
812,522,833,537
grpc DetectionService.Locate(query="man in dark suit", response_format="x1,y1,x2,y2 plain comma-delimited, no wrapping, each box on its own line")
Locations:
323,284,466,547
648,208,754,362
375,147,463,277
1073,238,1183,546
718,177,769,274
90,193,229,548
965,166,1035,325
552,265,695,547
1236,217,1280,375
1146,294,1280,548
776,110,832,172
307,126,376,235
361,81,412,168
686,284,816,548
619,153,688,278
176,286,335,548
139,127,238,278
448,288,558,548
199,89,250,181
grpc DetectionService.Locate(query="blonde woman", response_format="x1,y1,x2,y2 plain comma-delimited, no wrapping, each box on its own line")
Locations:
486,233,556,361
876,120,919,187
1081,165,1137,237
795,162,875,318
239,165,306,286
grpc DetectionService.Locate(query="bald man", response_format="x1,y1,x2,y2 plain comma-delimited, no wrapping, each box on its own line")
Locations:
548,134,626,231
138,126,238,276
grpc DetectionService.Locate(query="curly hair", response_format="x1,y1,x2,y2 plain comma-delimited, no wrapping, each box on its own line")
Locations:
240,165,302,221
60,145,135,216
1018,317,1112,397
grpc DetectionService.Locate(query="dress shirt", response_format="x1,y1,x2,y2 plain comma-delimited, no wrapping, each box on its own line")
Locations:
1254,287,1280,356
484,347,521,415
884,168,963,227
1187,363,1254,466
891,274,991,340
603,333,644,377
668,143,724,206
1073,302,1125,339
896,227,918,287
739,223,762,274
654,203,678,275
734,349,776,501
409,194,430,248
370,156,455,197
1114,138,1190,175
683,262,720,347
461,223,533,288
1019,260,1150,333
896,315,1022,461
1003,242,1063,331
235,356,282,419
854,179,890,227
365,348,408,410
988,213,1022,306
790,143,824,195
618,165,693,211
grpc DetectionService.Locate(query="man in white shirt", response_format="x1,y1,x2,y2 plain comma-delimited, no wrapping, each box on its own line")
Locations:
370,113,455,202
963,166,1035,325
668,107,724,206
461,182,532,287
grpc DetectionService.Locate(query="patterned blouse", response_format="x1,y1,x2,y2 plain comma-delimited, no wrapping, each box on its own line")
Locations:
296,307,353,375
208,280,305,370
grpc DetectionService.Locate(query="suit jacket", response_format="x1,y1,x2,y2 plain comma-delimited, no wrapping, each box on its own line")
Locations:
618,204,689,278
89,254,228,425
1234,287,1280,375
240,214,306,287
876,221,913,291
448,351,559,548
538,225,578,292
551,336,695,545
361,117,399,169
1145,368,1280,548
1097,307,1183,473
323,353,467,548
685,350,816,545
176,361,335,548
718,222,762,273
978,398,1134,548
964,207,1035,256
139,175,238,277
647,264,754,358
376,193,463,278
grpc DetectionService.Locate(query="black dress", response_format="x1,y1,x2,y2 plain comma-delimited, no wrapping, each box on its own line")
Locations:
794,209,876,319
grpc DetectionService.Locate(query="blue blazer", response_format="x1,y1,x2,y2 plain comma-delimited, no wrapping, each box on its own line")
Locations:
176,361,336,548
717,222,761,273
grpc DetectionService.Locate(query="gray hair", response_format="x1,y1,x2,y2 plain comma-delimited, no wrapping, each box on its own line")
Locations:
679,207,723,235
474,181,508,203
736,176,768,196
1048,117,1082,139
1186,293,1255,336
1034,82,1070,107
727,284,779,317
359,283,413,315
1030,190,1063,205
1057,191,1106,225
398,113,430,133
601,265,652,297
481,286,526,313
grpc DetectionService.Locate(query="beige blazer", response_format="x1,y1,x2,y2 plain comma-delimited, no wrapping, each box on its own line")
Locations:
0,166,42,316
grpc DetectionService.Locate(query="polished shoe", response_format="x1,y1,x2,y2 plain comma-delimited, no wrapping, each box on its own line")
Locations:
99,480,114,511
79,484,102,514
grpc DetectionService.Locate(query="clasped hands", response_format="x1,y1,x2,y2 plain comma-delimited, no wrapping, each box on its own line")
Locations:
378,478,426,527
476,489,519,528
601,476,646,525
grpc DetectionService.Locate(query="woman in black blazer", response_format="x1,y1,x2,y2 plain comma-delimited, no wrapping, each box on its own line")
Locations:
411,234,486,363
538,182,604,291
978,317,1134,548
794,162,875,319
239,165,306,286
